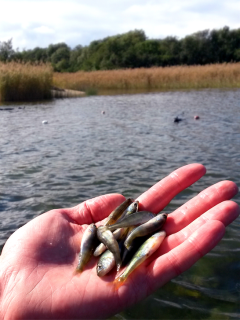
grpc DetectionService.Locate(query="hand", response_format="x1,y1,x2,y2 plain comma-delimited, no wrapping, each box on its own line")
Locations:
0,164,239,320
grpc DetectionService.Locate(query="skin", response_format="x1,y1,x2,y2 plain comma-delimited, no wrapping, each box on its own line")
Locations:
0,163,239,319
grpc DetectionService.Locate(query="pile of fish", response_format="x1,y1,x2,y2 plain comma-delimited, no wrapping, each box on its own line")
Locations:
75,198,167,285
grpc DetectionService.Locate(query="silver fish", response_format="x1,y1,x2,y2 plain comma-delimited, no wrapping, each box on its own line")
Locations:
97,250,116,277
116,200,139,223
107,211,155,231
114,231,166,287
124,213,168,250
93,227,127,257
97,226,122,271
76,223,97,273
105,198,134,226
97,228,129,277
94,202,139,256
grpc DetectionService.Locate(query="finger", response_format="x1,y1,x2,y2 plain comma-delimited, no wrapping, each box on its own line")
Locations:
63,193,126,224
146,220,225,293
137,163,206,213
164,180,238,235
159,200,239,255
61,163,205,225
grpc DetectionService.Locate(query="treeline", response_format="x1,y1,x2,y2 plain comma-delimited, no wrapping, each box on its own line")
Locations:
1,26,240,72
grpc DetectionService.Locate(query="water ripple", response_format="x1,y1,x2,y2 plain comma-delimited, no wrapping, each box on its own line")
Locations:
1,89,240,319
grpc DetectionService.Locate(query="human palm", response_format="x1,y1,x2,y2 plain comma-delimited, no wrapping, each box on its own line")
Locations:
0,164,239,319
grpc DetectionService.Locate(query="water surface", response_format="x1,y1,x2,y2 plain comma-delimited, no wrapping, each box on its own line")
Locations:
0,89,240,319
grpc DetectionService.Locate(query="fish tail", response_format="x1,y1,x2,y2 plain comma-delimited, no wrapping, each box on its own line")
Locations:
73,267,83,276
113,276,125,290
75,262,84,274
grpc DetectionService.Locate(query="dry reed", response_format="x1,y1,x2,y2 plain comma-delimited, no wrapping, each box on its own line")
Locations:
53,63,240,93
0,62,53,102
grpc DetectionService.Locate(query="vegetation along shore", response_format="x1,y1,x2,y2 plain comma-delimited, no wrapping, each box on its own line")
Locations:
1,26,240,101
0,62,52,102
53,63,240,93
1,62,240,102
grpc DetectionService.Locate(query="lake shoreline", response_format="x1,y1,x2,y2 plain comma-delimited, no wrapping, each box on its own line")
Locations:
1,62,240,102
53,63,240,94
51,86,85,98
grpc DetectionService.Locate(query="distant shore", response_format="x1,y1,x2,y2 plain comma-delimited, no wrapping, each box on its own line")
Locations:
0,62,85,102
1,62,240,102
53,63,240,94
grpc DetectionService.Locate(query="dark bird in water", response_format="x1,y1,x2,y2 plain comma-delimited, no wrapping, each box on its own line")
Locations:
174,116,182,123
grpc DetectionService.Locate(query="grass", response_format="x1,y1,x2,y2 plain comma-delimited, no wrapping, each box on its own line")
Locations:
53,63,240,93
0,62,53,102
1,62,240,102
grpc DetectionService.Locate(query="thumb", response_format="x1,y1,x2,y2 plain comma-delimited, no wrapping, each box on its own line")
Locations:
63,193,126,224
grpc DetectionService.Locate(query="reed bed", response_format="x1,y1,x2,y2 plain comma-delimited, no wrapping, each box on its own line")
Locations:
53,63,240,93
0,62,53,102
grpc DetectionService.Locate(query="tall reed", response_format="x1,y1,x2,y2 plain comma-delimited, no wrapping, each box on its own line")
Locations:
53,63,240,93
0,62,53,102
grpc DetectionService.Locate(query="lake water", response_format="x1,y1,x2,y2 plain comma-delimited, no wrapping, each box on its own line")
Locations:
0,89,240,319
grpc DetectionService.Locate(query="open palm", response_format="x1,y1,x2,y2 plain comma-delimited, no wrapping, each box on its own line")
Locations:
0,164,239,319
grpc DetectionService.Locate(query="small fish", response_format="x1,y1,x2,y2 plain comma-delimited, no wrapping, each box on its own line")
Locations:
93,242,108,257
98,201,139,256
107,211,155,231
94,227,127,257
94,202,139,256
124,213,168,250
97,250,116,277
97,230,128,277
121,231,149,266
76,223,97,273
114,231,166,288
116,201,139,223
97,226,122,271
105,198,134,226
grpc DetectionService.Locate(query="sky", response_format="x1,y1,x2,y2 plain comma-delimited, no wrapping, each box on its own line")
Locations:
1,0,240,51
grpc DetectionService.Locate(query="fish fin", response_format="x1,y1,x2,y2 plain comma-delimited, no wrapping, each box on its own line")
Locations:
112,277,125,290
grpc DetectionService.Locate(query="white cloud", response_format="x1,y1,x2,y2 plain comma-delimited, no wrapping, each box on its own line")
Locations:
33,26,55,35
0,0,240,50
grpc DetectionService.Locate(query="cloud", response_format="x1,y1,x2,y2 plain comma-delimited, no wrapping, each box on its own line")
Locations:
1,0,240,50
33,26,55,35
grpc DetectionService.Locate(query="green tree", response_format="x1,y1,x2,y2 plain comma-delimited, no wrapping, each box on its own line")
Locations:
158,37,181,66
0,39,14,62
69,45,84,71
50,46,71,71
